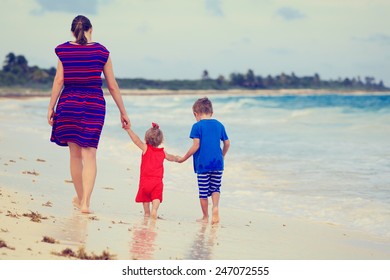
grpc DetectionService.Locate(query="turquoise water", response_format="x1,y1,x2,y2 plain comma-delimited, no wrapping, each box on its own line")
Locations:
1,92,390,238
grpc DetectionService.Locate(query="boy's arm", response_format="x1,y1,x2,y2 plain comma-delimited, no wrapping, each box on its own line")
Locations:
125,127,147,153
222,139,230,157
177,138,200,163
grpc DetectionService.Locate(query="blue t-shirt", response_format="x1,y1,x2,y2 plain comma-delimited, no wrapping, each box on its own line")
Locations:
190,119,229,174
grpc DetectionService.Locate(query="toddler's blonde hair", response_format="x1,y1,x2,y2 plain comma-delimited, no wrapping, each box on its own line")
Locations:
145,123,163,147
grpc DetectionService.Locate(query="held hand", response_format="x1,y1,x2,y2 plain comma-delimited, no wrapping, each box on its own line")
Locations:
176,156,184,163
47,108,54,126
121,114,131,129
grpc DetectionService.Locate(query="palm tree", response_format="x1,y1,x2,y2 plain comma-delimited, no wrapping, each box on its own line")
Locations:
202,70,210,80
3,52,16,72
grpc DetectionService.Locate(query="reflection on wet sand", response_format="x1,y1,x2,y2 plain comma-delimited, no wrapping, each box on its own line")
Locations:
187,223,218,259
129,217,157,260
53,211,88,246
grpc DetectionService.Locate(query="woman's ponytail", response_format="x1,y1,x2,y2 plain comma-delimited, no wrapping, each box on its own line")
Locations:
71,15,92,45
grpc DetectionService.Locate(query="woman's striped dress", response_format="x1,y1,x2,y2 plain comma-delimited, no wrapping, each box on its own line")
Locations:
50,41,109,149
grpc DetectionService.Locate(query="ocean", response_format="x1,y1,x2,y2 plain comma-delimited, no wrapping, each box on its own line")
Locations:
1,92,390,239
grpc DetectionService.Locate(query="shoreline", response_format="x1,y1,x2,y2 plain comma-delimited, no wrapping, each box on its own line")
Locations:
1,87,390,99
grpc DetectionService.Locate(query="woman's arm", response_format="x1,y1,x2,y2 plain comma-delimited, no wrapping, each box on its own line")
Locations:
47,59,64,126
177,138,200,163
124,127,147,153
103,56,130,128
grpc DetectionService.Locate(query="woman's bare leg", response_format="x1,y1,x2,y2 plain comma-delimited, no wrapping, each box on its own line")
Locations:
68,143,83,208
80,147,97,213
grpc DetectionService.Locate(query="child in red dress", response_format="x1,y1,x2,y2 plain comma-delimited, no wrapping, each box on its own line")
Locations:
125,123,178,219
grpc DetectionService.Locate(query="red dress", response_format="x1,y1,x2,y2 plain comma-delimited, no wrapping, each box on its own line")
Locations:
135,144,165,203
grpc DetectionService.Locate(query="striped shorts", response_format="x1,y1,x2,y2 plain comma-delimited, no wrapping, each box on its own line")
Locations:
197,171,223,199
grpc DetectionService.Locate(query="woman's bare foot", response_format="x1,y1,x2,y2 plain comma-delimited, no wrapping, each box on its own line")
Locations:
196,216,209,223
72,197,81,209
80,201,93,214
211,207,219,224
81,207,94,214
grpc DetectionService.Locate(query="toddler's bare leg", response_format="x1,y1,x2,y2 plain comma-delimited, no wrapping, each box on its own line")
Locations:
143,202,151,217
151,199,161,219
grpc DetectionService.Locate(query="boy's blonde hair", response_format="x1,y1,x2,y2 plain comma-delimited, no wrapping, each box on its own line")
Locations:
145,123,163,147
192,97,213,115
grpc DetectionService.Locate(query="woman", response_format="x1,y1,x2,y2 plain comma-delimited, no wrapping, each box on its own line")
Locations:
47,15,130,214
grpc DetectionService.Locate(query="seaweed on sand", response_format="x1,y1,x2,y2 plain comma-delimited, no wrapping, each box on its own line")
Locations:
52,247,116,260
42,236,58,244
0,239,15,250
22,210,48,223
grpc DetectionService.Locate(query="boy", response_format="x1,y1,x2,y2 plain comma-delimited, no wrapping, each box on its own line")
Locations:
178,97,230,224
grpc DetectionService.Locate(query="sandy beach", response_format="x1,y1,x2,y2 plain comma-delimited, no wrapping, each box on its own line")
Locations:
1,94,390,260
1,173,390,260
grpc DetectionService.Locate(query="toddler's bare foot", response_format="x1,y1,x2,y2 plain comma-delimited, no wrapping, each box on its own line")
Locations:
211,207,219,224
72,197,81,209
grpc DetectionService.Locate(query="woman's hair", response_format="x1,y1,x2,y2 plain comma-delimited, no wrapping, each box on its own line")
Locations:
71,15,92,45
145,123,163,147
192,97,213,114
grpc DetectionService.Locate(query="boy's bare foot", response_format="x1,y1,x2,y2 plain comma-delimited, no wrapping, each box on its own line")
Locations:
72,197,81,209
211,207,219,224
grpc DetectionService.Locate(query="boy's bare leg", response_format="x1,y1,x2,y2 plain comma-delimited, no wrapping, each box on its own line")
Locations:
151,199,161,219
68,143,83,209
80,147,97,214
143,202,151,217
197,198,209,223
211,192,220,224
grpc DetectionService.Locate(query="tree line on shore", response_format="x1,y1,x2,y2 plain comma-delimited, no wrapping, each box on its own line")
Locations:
0,52,387,91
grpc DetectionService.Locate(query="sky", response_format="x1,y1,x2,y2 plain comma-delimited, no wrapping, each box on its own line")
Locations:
1,0,389,86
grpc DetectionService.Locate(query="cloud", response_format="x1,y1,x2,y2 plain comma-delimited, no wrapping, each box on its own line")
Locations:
205,0,224,17
267,48,292,55
276,7,305,21
353,33,390,45
32,0,100,15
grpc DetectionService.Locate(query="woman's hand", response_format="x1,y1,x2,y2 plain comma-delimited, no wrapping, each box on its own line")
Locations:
47,108,55,126
121,113,131,129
